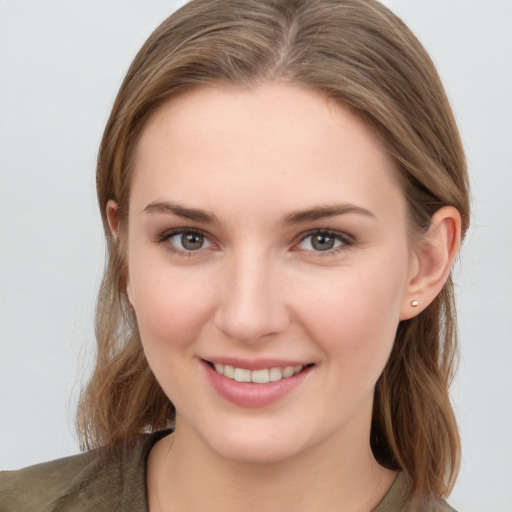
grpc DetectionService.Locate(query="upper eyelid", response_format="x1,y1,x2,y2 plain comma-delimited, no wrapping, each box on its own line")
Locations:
157,227,214,241
156,228,215,255
295,228,355,244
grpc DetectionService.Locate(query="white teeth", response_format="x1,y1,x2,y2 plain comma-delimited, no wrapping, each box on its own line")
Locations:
234,368,251,382
223,365,235,379
251,369,270,384
282,366,295,378
212,363,304,383
269,367,283,382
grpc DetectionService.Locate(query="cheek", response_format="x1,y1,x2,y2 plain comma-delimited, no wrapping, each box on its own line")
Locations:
295,259,407,372
128,259,217,356
128,263,220,408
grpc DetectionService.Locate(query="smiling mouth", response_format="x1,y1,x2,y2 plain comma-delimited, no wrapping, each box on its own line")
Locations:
206,361,313,384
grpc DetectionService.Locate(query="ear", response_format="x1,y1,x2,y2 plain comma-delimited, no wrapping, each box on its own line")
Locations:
106,200,133,305
400,206,461,320
106,199,120,240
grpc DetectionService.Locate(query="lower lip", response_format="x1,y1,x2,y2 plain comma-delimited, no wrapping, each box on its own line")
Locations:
202,361,312,408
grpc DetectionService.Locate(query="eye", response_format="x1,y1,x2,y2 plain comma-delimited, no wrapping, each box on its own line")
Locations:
157,228,214,254
295,230,353,253
171,232,206,251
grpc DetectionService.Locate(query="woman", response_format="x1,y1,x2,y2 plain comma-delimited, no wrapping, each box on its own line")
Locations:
0,0,469,510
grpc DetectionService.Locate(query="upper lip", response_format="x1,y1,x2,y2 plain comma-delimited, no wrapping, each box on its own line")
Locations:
202,357,313,371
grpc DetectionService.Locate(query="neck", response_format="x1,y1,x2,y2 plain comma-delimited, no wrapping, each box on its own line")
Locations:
147,420,397,512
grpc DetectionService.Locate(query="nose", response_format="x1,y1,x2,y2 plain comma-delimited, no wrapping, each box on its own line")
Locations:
213,250,290,344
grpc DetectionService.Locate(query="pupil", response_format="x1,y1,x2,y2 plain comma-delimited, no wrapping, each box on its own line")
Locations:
182,233,203,250
312,234,334,251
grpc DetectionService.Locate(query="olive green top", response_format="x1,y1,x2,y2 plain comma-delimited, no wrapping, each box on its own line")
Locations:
0,431,456,511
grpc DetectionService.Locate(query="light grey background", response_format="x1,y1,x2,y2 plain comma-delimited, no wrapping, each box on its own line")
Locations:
1,1,511,510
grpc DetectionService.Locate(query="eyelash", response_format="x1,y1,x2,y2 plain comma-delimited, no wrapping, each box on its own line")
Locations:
293,229,355,256
155,228,213,256
155,228,355,256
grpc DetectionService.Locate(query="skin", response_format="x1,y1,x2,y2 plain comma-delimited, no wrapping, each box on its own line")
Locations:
107,83,461,511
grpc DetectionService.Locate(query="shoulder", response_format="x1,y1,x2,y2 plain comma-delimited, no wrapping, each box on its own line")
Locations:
374,473,458,512
0,451,100,511
0,431,169,512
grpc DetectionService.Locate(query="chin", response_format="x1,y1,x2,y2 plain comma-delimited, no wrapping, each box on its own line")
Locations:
213,439,300,465
199,420,309,465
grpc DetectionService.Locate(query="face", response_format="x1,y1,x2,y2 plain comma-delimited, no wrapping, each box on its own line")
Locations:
123,84,416,464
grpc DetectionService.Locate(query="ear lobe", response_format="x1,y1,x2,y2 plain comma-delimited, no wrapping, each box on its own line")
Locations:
400,206,461,320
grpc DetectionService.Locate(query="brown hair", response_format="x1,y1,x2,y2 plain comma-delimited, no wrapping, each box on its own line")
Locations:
77,0,470,503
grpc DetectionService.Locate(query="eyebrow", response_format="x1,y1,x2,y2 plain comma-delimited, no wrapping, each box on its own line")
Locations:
144,201,220,224
144,200,374,226
280,204,375,224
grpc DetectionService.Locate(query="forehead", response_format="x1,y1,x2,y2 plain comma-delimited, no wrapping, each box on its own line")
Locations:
130,84,405,224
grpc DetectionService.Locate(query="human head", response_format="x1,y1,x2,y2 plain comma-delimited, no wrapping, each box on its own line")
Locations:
79,0,470,503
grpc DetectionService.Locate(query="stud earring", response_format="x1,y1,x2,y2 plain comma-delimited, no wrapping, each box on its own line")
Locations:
410,300,419,307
